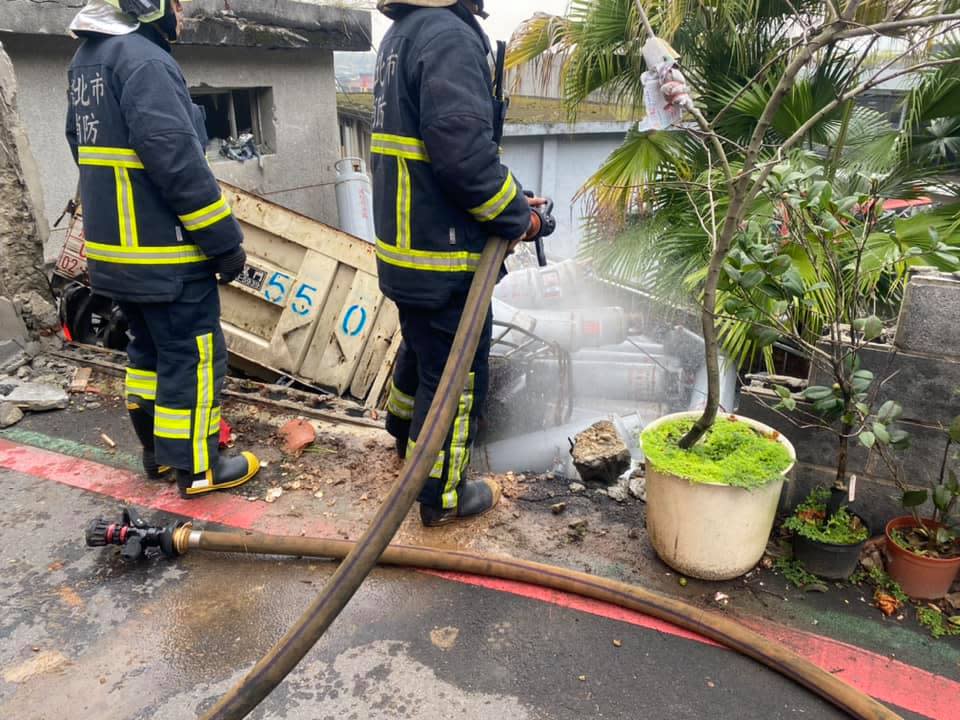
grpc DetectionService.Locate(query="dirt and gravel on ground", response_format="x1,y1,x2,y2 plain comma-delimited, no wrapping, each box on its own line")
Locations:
5,361,957,658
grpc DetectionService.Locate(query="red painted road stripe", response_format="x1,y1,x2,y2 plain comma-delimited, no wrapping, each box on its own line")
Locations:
424,569,721,646
431,570,959,720
743,619,960,720
0,438,268,527
1,438,957,719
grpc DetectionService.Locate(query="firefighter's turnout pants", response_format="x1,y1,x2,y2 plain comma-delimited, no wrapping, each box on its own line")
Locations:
119,277,226,475
385,295,492,511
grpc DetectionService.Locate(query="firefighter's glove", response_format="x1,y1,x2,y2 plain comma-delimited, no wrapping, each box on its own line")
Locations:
215,246,247,285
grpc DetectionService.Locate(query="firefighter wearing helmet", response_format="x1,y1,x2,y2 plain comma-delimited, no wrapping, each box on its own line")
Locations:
65,0,260,497
375,0,553,526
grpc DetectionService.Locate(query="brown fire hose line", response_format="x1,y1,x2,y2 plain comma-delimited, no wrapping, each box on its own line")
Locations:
175,526,902,720
201,238,511,719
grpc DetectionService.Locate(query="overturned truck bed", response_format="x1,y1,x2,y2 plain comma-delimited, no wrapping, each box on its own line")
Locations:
55,182,400,408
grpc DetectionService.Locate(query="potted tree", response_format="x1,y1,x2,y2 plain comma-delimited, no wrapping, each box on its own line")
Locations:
509,3,960,579
641,411,795,579
876,412,960,599
784,487,869,580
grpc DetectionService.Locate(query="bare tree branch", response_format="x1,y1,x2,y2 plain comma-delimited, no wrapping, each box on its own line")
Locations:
835,11,960,39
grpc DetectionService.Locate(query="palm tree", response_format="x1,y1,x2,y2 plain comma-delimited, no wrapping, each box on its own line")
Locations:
509,1,960,446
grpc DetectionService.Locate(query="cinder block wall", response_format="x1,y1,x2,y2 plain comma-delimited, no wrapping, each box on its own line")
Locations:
741,268,960,534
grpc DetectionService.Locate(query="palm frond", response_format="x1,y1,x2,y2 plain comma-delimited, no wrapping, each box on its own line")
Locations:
577,128,696,216
506,0,960,369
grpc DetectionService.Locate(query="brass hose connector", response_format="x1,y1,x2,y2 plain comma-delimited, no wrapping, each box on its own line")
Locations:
172,523,194,556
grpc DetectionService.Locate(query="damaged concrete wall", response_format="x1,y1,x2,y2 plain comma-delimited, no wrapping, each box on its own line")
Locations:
184,1,371,50
1,33,342,259
0,0,371,51
176,43,342,223
742,268,960,534
0,0,85,37
0,42,51,299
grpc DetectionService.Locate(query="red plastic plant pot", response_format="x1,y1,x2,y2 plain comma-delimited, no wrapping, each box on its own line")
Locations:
885,516,960,600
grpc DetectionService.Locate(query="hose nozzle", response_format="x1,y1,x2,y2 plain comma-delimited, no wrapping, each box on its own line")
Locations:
85,517,114,548
84,507,185,561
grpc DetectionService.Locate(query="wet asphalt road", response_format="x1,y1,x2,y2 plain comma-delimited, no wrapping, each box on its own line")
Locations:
0,468,919,720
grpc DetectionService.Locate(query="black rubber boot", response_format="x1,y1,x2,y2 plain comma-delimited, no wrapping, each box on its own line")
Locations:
385,414,410,460
419,476,502,527
128,403,172,481
176,452,260,499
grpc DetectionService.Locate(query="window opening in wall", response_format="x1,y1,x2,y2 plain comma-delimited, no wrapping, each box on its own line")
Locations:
189,87,275,162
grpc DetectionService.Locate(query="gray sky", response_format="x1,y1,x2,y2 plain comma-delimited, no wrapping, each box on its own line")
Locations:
370,1,571,48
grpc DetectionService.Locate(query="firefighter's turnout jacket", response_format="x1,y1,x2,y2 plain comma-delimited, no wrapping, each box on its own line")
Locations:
66,22,237,476
66,24,242,303
372,6,532,308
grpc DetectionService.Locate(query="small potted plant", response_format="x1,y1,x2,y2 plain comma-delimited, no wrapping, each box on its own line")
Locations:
878,413,960,599
783,486,869,580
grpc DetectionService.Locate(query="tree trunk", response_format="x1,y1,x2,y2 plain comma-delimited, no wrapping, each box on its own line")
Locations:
835,426,850,489
0,43,53,302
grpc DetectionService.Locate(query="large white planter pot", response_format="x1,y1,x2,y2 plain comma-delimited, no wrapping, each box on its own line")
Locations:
643,411,795,581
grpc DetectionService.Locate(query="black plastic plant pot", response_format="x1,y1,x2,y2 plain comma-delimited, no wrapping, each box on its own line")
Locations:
793,527,868,580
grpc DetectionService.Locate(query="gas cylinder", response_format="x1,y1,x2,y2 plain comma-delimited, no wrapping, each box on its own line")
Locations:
334,157,375,243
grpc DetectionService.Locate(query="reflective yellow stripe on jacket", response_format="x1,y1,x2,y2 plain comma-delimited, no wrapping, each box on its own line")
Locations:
469,173,518,223
373,133,429,253
78,146,144,169
78,145,228,264
375,239,480,273
79,146,145,248
179,195,233,232
371,133,430,162
85,241,208,266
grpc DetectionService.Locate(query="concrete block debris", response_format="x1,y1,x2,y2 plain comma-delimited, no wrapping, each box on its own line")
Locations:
570,420,631,485
0,339,29,375
0,402,23,428
0,297,28,343
3,382,69,411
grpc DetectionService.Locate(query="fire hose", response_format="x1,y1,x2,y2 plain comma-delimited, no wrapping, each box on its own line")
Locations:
204,237,512,719
84,238,901,719
87,508,902,720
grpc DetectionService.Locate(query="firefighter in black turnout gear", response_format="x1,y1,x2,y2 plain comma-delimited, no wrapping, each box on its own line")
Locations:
65,0,260,498
374,0,552,526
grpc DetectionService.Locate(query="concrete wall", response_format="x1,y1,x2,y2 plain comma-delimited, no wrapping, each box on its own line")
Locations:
742,268,960,534
1,32,341,261
1,35,74,263
175,43,341,224
501,124,631,260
